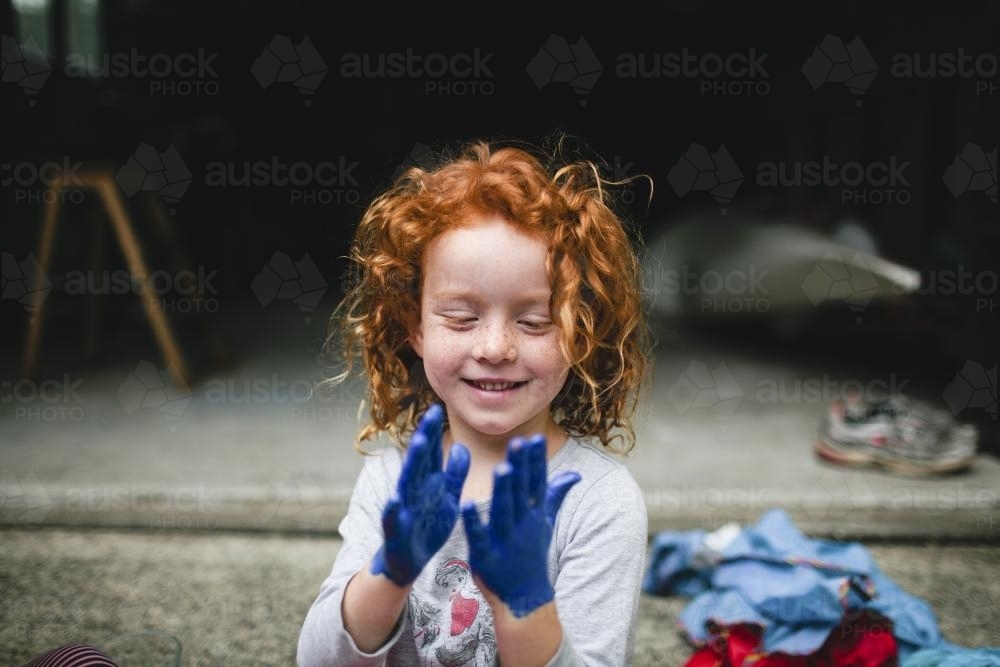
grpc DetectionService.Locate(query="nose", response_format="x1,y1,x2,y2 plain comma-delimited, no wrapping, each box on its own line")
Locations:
472,321,517,364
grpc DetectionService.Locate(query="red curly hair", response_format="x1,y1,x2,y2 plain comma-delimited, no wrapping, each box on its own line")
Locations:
324,138,652,454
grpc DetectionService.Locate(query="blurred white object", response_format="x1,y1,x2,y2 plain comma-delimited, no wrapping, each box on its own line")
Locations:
642,213,922,320
832,220,879,255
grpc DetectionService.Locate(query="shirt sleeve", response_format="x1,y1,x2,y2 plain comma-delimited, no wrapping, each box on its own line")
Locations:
297,450,407,667
544,466,649,667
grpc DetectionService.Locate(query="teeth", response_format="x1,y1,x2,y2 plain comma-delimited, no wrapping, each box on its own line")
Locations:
473,381,516,391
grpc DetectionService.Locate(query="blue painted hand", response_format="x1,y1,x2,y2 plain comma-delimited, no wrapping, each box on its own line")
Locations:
371,404,471,587
461,435,581,617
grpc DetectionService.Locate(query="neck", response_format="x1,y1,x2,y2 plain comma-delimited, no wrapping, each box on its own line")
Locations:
443,416,568,463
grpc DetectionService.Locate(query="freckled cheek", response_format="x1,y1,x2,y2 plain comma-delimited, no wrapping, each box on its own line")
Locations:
419,334,467,389
523,338,571,380
425,339,464,361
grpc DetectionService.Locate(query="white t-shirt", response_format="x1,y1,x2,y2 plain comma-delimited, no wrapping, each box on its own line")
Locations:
297,437,648,667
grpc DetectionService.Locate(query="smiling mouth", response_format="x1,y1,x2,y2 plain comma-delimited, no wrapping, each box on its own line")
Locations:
464,380,528,391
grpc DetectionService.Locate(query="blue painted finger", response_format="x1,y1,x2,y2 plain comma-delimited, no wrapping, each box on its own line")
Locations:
420,471,445,514
412,405,442,478
490,462,514,541
444,443,470,500
381,497,404,544
507,438,529,522
399,431,429,508
526,435,547,508
417,403,444,435
545,471,582,524
423,404,444,474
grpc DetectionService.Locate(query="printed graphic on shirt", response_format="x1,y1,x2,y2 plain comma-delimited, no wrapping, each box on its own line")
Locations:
410,557,497,667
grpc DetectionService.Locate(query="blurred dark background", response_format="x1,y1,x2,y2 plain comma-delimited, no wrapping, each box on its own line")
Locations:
2,0,996,449
2,6,998,662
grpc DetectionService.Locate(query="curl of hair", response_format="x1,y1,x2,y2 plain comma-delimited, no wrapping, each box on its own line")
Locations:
323,138,652,455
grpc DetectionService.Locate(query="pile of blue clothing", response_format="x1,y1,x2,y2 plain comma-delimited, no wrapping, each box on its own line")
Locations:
642,509,999,666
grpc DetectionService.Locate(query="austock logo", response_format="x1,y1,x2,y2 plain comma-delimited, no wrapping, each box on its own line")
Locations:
666,360,743,431
1,35,52,106
391,143,437,182
802,35,879,107
892,49,996,95
803,38,993,103
0,469,53,525
940,579,999,636
800,252,879,323
252,469,334,527
116,143,193,215
616,47,770,97
338,47,494,96
756,156,911,205
204,155,361,205
251,35,327,107
943,361,996,422
251,252,328,324
115,361,193,432
666,143,743,214
527,34,602,106
3,157,86,204
664,145,914,215
801,470,878,529
942,144,997,208
65,47,219,96
1,252,52,322
2,374,86,423
894,266,997,313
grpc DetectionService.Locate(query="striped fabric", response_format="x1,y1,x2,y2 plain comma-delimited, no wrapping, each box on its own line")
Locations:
23,643,118,667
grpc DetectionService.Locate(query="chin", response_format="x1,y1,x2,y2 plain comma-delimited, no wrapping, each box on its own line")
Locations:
456,410,530,439
468,418,520,437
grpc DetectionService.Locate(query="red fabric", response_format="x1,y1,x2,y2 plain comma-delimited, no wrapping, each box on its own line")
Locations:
686,648,723,667
682,616,898,667
725,625,759,664
827,617,898,667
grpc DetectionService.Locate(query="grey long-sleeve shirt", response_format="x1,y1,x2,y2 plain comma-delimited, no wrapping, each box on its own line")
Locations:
297,437,648,667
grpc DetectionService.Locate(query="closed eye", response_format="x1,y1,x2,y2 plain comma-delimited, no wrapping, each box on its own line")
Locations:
442,315,477,327
520,319,552,331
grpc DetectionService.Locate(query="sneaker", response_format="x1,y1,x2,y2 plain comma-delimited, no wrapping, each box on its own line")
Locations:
816,394,978,475
884,393,955,433
880,401,978,475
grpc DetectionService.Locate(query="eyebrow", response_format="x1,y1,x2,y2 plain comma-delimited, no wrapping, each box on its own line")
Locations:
429,290,552,307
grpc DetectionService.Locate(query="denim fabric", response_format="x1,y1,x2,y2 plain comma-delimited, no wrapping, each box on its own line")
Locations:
644,509,952,662
904,646,1000,666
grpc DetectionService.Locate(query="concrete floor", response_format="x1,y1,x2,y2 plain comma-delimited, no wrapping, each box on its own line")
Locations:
1,529,998,666
2,303,998,665
2,303,998,540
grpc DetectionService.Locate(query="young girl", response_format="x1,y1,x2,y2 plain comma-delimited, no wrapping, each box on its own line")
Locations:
298,139,652,666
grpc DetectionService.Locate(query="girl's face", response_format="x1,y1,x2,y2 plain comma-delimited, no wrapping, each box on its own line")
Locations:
411,216,570,446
